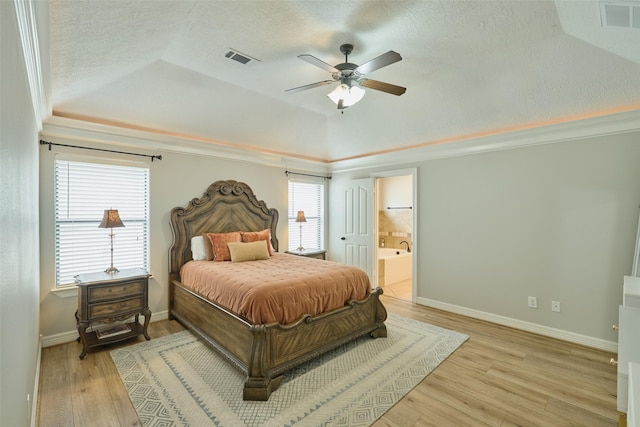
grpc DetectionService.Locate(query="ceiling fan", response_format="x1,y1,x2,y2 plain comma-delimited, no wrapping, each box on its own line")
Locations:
286,44,406,110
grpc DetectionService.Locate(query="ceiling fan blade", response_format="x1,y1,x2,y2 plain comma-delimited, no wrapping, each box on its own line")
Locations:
360,79,406,96
298,54,339,73
285,80,335,93
355,51,402,75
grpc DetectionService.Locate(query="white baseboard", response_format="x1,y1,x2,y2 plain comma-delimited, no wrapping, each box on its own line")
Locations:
43,302,617,352
41,310,169,348
416,297,618,352
31,335,42,427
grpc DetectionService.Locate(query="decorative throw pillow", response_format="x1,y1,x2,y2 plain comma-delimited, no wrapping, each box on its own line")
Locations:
227,241,270,263
201,233,214,260
240,229,274,256
190,236,208,261
206,232,241,262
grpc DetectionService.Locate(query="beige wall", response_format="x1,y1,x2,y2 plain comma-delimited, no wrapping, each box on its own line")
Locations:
330,132,640,346
38,119,640,351
39,138,293,339
1,2,42,425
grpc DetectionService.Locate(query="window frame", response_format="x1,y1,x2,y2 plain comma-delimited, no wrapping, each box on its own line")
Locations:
287,178,326,252
53,157,150,287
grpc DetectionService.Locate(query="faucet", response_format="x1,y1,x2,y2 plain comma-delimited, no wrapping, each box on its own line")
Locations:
399,241,411,253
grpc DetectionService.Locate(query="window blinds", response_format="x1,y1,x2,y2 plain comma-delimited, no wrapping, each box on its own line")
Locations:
288,180,325,251
55,160,149,286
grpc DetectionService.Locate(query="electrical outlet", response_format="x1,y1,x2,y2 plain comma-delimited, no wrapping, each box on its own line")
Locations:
528,296,537,308
552,301,561,312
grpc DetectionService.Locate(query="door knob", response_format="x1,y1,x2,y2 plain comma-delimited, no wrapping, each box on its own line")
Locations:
340,237,346,240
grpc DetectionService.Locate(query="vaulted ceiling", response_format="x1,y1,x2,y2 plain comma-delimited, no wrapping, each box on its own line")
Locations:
47,0,640,163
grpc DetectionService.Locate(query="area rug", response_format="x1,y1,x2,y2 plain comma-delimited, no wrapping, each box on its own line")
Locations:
111,313,468,426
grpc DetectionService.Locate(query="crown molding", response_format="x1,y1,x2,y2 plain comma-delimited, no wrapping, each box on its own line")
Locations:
42,107,640,175
330,109,640,173
41,115,331,175
14,0,48,129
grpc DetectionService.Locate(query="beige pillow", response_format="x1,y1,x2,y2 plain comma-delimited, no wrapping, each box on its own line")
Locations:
227,241,270,263
240,229,274,256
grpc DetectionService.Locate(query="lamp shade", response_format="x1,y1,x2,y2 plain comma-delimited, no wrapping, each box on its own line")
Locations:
327,84,365,107
98,209,125,229
296,210,307,223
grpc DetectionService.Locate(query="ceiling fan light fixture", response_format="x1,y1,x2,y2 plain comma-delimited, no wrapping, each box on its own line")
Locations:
327,84,365,107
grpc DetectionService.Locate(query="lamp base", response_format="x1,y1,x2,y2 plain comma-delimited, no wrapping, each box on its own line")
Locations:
104,266,120,274
296,246,305,252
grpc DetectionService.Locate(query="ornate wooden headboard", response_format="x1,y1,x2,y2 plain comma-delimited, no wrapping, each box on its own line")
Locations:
168,180,279,279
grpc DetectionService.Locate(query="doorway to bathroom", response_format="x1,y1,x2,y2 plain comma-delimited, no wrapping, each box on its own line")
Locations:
375,172,415,302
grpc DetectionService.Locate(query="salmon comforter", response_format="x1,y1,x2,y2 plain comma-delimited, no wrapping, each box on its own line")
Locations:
179,253,370,325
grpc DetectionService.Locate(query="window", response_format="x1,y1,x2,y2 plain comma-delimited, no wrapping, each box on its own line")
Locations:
288,180,325,251
55,159,149,286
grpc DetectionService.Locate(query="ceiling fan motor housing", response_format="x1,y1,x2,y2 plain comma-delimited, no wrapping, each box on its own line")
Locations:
334,63,360,86
337,44,358,80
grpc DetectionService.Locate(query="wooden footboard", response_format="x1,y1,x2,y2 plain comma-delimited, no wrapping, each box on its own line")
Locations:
171,280,387,400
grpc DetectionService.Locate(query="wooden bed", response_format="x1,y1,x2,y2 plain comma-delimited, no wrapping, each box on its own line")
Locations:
168,180,387,401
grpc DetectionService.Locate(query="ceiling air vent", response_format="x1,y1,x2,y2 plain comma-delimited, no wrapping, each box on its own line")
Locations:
599,1,640,29
224,49,260,65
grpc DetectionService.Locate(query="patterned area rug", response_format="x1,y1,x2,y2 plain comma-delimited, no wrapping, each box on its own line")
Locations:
111,313,468,426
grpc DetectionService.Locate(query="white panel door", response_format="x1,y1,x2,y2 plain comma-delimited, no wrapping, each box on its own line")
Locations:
341,178,374,282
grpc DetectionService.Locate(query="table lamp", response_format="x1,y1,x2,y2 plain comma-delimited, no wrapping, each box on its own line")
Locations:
296,210,306,251
98,209,125,273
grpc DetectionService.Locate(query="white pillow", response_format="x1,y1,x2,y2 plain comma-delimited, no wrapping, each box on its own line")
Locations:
191,236,208,261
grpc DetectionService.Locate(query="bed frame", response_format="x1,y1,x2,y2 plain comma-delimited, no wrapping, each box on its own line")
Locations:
168,180,387,401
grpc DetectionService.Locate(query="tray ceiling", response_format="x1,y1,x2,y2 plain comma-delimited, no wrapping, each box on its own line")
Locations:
47,0,640,162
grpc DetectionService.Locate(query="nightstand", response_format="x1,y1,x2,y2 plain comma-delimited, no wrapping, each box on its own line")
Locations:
75,268,151,359
285,249,327,260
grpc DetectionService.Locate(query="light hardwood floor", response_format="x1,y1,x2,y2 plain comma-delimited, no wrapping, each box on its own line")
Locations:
380,278,412,301
37,296,618,426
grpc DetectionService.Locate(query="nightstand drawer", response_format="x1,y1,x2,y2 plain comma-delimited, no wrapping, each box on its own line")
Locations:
89,297,144,318
89,281,144,302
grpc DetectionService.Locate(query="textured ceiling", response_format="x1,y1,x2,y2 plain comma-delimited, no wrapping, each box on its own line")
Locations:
47,0,640,162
